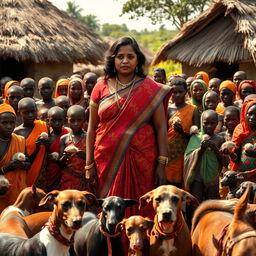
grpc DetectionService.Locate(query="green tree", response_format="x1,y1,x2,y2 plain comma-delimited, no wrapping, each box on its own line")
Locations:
120,0,210,30
101,23,129,36
66,1,83,19
82,15,100,31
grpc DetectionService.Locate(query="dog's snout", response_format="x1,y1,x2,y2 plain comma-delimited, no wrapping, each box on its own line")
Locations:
73,219,82,226
163,211,172,218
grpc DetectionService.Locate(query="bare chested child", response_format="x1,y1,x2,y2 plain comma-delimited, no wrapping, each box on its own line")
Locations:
46,107,69,191
59,105,90,191
55,96,70,127
20,77,40,101
14,98,48,188
6,85,24,126
37,107,49,122
184,110,225,202
36,77,55,109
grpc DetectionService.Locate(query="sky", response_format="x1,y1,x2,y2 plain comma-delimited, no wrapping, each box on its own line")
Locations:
50,0,172,31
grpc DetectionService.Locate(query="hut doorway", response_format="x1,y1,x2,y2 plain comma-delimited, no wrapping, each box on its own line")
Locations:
0,59,25,80
213,62,239,81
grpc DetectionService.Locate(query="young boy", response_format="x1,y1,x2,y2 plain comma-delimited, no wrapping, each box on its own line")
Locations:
46,107,69,192
55,96,70,127
0,104,30,212
37,107,49,122
6,85,24,126
153,68,167,84
20,77,40,101
36,77,55,109
14,98,48,188
208,78,221,95
184,110,224,202
59,105,90,191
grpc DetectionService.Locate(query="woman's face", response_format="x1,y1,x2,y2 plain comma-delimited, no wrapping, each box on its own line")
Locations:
241,86,254,101
114,45,138,77
70,82,82,100
192,82,205,101
171,85,186,104
220,88,234,106
246,104,256,130
58,85,68,96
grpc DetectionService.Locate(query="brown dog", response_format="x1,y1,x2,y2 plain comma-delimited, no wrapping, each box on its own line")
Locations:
37,189,97,255
139,185,198,256
117,215,154,256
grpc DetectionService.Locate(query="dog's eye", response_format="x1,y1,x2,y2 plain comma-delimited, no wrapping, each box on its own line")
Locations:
62,201,71,210
171,196,179,204
77,201,85,208
127,227,133,234
155,197,161,202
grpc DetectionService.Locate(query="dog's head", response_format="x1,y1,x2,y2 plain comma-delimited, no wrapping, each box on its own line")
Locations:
116,216,154,252
98,196,139,234
139,185,198,224
39,190,97,231
235,182,256,203
220,171,243,187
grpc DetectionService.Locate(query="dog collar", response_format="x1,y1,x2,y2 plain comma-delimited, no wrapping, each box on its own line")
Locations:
43,217,75,246
151,216,184,240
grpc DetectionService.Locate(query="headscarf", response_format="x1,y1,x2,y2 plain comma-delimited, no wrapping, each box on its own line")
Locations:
3,80,20,99
219,80,237,102
0,103,16,116
54,79,69,98
237,80,256,100
67,78,86,106
194,71,209,87
202,90,219,111
190,79,207,107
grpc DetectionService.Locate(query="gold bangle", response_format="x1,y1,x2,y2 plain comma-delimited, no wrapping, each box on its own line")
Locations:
158,156,168,161
85,162,94,170
157,156,168,166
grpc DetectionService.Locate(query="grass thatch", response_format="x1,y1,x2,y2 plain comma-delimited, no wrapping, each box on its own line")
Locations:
152,0,256,67
0,0,107,64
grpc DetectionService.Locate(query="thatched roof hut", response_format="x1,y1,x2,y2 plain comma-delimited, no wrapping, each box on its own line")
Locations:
0,0,106,83
152,0,256,80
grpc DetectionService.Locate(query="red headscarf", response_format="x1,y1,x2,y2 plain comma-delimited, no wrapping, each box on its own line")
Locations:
194,71,209,87
54,79,69,98
237,80,256,100
67,78,86,106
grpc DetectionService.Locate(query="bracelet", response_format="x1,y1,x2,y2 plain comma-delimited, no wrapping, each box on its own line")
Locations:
85,162,94,170
157,156,169,166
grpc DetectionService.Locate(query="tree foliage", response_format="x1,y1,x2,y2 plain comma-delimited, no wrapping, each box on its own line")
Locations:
121,0,210,30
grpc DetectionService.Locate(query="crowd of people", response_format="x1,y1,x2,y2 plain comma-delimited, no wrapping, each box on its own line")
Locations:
0,36,255,224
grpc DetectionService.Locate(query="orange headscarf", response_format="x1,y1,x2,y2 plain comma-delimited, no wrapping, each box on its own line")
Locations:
54,79,69,98
3,80,20,99
219,80,237,101
238,80,256,100
194,71,209,87
0,103,16,115
67,78,86,106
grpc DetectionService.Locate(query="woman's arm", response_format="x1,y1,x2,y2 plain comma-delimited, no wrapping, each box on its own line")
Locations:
153,103,168,186
85,105,99,179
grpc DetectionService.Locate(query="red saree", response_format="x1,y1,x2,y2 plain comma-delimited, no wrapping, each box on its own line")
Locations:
91,78,170,216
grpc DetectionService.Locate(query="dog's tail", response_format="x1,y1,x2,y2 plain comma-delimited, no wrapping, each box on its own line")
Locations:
191,199,237,232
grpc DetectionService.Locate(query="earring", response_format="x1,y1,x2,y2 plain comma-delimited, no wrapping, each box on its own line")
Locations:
136,66,139,73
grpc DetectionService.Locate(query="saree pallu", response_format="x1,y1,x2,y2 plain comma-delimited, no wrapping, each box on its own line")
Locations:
166,104,195,183
94,78,170,217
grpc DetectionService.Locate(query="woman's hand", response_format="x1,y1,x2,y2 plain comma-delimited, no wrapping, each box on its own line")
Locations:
173,122,184,134
155,164,167,186
85,166,97,185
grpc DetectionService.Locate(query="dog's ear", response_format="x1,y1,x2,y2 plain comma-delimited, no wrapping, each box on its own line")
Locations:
115,218,126,233
32,184,37,197
97,199,105,207
82,191,98,207
139,190,154,210
124,199,139,208
180,189,199,206
39,190,59,206
145,217,154,232
236,174,244,183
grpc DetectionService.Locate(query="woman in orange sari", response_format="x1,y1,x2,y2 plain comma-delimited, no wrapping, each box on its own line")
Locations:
86,37,170,217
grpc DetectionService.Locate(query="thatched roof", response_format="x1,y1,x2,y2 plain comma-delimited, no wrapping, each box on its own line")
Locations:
152,0,256,67
0,0,107,64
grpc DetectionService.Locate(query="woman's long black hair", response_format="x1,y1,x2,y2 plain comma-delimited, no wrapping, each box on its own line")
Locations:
104,36,146,79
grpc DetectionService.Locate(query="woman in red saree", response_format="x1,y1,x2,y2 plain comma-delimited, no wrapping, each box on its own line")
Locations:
86,37,170,217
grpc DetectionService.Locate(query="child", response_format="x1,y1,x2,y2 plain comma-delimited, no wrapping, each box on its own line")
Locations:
186,76,194,98
203,90,223,133
235,80,256,108
84,72,98,97
3,80,20,102
54,78,69,98
14,97,48,188
233,70,247,87
37,107,49,122
59,105,90,191
36,77,55,109
67,78,86,107
20,78,40,101
208,78,221,95
55,96,70,127
46,107,69,192
153,68,167,84
184,110,224,202
0,76,12,98
6,85,24,126
0,104,30,212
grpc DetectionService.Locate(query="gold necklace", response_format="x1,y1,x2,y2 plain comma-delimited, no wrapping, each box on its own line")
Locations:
116,75,136,88
115,78,136,110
